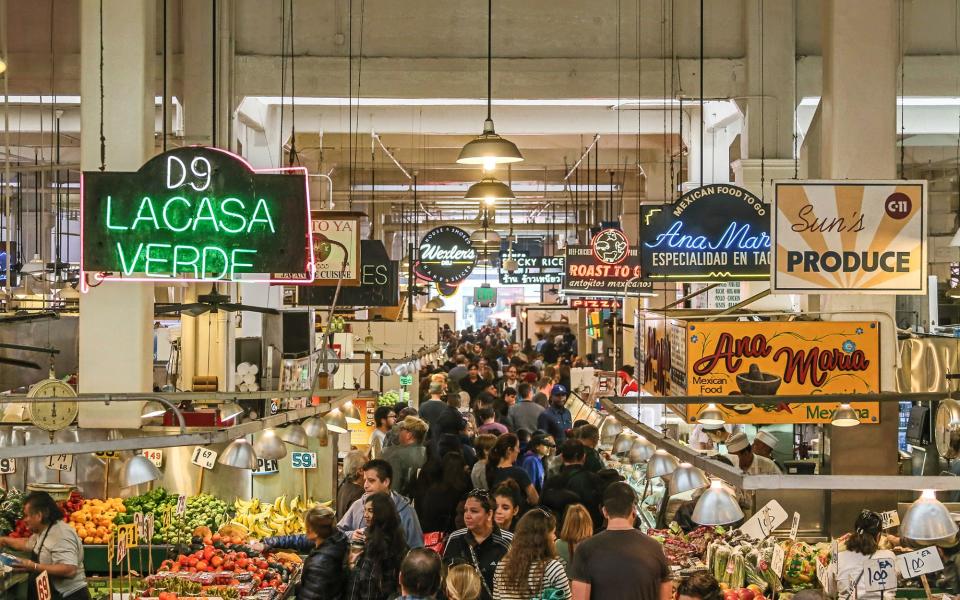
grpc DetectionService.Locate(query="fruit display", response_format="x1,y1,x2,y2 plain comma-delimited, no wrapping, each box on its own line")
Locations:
377,390,400,406
158,494,232,546
231,496,313,539
8,490,84,538
706,531,789,594
67,497,126,544
718,585,769,600
647,524,721,569
0,488,24,535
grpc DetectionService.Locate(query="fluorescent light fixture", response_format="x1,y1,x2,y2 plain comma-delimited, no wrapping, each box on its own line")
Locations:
352,183,619,193
250,96,675,108
800,95,960,107
1,95,178,106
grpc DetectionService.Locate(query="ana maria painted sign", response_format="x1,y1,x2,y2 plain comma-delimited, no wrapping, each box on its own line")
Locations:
640,184,770,281
81,147,312,282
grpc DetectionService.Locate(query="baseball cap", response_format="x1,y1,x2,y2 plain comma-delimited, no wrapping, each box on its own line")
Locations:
550,384,569,397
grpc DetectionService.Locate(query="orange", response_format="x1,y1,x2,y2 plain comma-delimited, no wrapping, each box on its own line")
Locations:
83,536,93,544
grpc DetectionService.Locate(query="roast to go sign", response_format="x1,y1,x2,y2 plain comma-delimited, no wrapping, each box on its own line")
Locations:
82,147,312,282
772,181,927,294
641,184,770,281
417,226,477,283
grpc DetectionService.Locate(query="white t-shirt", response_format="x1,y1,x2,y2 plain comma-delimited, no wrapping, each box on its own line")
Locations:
369,428,386,449
837,549,897,600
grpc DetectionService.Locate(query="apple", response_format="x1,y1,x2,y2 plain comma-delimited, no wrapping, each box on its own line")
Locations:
738,588,756,600
724,590,739,600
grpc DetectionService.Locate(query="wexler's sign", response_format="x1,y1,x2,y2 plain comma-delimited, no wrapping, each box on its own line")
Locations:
417,226,478,284
81,147,312,282
640,184,770,281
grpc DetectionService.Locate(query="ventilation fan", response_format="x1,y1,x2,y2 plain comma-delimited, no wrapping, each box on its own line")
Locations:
155,284,280,317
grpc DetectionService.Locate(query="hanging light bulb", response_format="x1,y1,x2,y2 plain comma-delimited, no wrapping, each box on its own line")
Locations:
831,403,860,427
464,176,515,203
697,403,725,426
377,362,393,377
692,479,744,526
901,489,959,545
218,438,258,470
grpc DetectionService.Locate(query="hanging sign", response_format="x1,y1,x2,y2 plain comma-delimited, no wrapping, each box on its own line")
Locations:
81,147,313,282
0,457,15,474
190,447,218,470
636,313,688,396
298,240,400,306
399,374,414,386
417,226,477,283
279,211,362,286
562,243,654,296
641,185,770,281
570,298,622,310
772,180,927,294
895,547,944,579
879,509,900,530
498,251,565,285
739,499,789,540
45,454,74,472
684,321,881,424
140,449,163,468
348,399,377,446
475,284,497,308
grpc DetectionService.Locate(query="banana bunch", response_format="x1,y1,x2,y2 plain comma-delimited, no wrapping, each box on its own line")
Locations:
232,495,318,539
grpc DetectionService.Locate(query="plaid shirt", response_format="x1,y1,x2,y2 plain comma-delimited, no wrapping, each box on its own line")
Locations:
348,551,402,600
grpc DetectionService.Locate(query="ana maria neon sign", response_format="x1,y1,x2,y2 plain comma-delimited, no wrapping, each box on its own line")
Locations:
81,147,313,282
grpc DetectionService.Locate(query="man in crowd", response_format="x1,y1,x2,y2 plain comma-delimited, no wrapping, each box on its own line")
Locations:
520,433,555,493
495,386,517,423
398,548,443,600
337,459,424,549
382,416,429,495
369,405,397,456
459,363,488,401
727,432,782,475
477,406,508,436
447,355,470,392
538,384,573,444
418,382,447,435
498,364,521,396
507,381,543,433
542,439,603,529
571,482,672,600
577,424,605,473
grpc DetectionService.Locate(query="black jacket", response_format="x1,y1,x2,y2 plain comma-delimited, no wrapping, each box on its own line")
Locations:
297,531,349,600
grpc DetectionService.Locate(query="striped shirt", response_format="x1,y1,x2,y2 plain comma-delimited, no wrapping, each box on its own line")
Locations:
493,558,571,600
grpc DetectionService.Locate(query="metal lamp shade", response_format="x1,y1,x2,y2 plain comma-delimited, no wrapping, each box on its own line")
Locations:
464,177,516,202
692,479,744,526
254,429,288,460
831,403,860,427
600,416,623,447
425,297,444,310
377,362,393,377
697,403,725,426
647,450,680,479
343,401,362,424
395,362,410,377
901,489,959,545
670,463,710,495
324,408,350,433
613,432,637,455
141,400,167,419
457,120,524,166
120,455,161,488
217,438,258,470
303,416,329,442
628,436,656,464
279,424,309,448
220,401,244,421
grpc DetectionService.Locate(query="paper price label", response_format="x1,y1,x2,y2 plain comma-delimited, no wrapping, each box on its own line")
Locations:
176,494,187,516
95,451,120,460
291,451,317,469
0,457,16,474
190,446,218,470
134,512,145,540
146,514,155,540
141,449,163,468
864,557,897,592
739,500,789,540
116,533,127,564
896,547,944,579
35,570,51,600
789,512,800,540
770,544,785,577
880,510,900,530
45,454,73,472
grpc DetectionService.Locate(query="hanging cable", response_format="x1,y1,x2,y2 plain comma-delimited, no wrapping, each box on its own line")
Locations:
792,0,798,179
162,0,168,152
98,0,105,171
288,0,298,166
699,0,704,187
279,0,287,162
759,0,766,200
352,0,367,206
898,0,905,179
211,0,217,146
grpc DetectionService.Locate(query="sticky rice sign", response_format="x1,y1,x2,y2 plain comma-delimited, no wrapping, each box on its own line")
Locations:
772,181,927,294
685,321,880,424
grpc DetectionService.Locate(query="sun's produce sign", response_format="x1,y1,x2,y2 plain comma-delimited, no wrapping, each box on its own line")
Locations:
82,147,312,282
772,180,927,294
684,321,880,424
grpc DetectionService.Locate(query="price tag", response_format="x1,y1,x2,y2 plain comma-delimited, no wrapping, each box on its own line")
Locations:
162,505,173,527
291,451,317,469
739,500,789,540
253,458,279,474
190,446,218,470
45,454,73,472
789,512,800,540
146,513,155,541
270,399,280,415
35,570,51,600
176,494,187,516
880,510,900,530
116,533,127,564
771,544,785,577
399,375,413,386
896,547,944,579
106,532,115,562
95,451,120,460
141,449,163,468
864,557,897,592
134,512,145,540
0,457,16,474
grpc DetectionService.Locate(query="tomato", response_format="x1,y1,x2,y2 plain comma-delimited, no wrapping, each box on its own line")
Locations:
187,557,198,568
237,558,249,569
178,555,189,565
257,559,269,570
196,561,208,571
202,546,214,560
237,552,247,559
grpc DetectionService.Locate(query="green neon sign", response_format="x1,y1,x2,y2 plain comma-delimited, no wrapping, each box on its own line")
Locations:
82,147,312,282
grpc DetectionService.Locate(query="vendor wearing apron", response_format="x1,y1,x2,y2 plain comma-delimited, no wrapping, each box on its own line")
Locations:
0,491,88,600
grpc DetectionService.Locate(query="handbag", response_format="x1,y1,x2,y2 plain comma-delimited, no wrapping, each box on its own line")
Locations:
529,560,569,600
423,531,446,555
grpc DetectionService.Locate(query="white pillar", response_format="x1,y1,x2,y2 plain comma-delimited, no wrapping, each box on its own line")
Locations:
77,0,155,427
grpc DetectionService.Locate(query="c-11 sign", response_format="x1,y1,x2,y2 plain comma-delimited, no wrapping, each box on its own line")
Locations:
82,147,313,282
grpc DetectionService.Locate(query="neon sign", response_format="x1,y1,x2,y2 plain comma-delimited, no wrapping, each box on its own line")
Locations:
640,184,770,281
81,147,312,283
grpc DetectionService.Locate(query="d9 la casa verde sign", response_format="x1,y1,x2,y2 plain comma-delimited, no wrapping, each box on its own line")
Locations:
82,147,312,282
684,321,881,424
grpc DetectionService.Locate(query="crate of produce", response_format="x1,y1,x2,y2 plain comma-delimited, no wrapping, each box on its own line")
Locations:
83,544,175,574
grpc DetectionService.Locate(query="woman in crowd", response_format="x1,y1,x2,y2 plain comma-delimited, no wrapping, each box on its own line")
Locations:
493,509,570,599
445,563,483,600
443,489,514,600
471,433,498,489
416,452,471,534
555,504,593,576
493,480,523,532
280,505,349,600
0,492,89,600
348,492,409,600
837,510,897,600
486,433,539,507
338,450,367,521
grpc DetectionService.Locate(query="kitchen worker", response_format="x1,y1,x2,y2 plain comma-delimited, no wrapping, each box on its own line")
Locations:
688,423,740,453
726,432,782,475
751,430,785,471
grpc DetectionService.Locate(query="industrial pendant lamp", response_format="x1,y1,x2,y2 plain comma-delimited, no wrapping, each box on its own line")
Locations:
831,403,860,427
140,401,167,419
647,450,680,479
220,400,244,421
324,408,350,433
279,424,309,448
377,361,394,377
901,489,959,545
302,416,330,446
342,400,362,424
600,416,624,448
120,455,161,488
457,0,523,169
464,177,515,205
692,479,744,526
613,432,638,455
670,463,710,495
697,403,725,426
254,428,288,460
628,436,656,464
218,438,258,470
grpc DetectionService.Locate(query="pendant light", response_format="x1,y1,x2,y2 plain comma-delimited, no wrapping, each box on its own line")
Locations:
324,408,350,433
670,463,710,495
900,489,959,545
831,403,860,427
697,403,725,426
140,401,167,419
279,424,309,448
692,479,744,526
220,400,244,421
613,432,637,455
120,454,162,488
342,400,362,424
599,416,623,447
254,428,288,460
628,436,656,464
377,361,394,377
456,0,522,169
464,177,515,205
302,416,330,445
218,438,258,470
647,449,680,479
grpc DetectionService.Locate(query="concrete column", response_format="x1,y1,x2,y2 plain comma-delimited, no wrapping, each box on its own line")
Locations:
181,0,214,146
819,0,900,534
77,0,155,427
684,107,735,187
